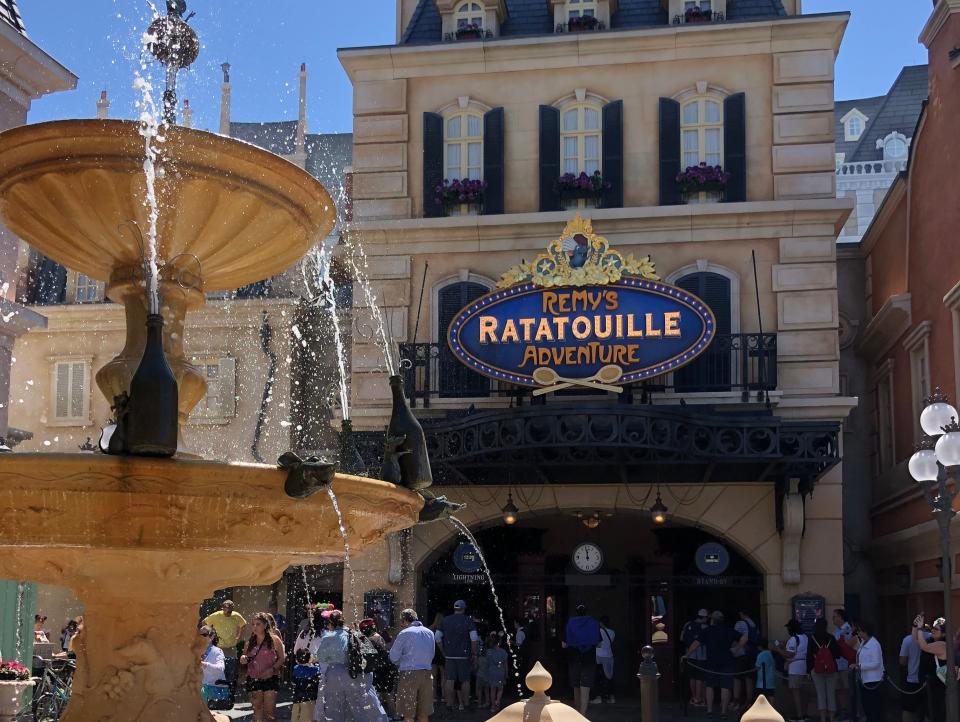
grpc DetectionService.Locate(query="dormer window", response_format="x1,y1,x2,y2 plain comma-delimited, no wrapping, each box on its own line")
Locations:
841,108,868,142
455,1,484,29
876,131,910,161
669,0,724,24
439,0,506,41
567,0,598,19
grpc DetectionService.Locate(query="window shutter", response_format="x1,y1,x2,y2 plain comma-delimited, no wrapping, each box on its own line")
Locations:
219,357,237,418
601,100,624,209
483,107,505,215
538,105,561,212
723,93,746,203
423,112,444,218
70,362,86,419
675,273,731,334
658,98,681,205
438,282,490,398
674,273,732,391
55,363,69,419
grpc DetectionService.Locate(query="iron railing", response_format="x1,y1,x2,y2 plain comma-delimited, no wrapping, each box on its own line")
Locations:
399,333,777,407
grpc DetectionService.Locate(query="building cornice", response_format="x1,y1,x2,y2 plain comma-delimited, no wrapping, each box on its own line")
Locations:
339,13,849,81
0,298,45,338
346,199,854,252
0,20,75,105
856,293,912,362
920,0,960,49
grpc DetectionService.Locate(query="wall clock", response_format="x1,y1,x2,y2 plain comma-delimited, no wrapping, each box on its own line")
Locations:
572,542,604,574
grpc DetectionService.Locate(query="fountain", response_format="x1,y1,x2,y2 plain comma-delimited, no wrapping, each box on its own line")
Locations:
0,4,422,721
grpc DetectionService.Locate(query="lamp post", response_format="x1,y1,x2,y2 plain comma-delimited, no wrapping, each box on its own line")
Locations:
908,387,959,721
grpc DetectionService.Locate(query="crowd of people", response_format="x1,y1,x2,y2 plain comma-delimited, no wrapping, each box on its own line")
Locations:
198,598,523,722
679,607,960,722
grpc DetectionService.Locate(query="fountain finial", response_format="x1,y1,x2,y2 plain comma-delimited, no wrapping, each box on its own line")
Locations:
525,661,552,702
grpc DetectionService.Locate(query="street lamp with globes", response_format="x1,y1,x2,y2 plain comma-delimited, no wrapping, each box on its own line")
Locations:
909,387,959,721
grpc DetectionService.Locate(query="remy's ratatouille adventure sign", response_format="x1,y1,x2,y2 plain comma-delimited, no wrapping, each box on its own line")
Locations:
446,215,716,395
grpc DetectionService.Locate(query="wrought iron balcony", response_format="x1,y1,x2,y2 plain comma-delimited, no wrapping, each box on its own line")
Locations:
398,332,777,408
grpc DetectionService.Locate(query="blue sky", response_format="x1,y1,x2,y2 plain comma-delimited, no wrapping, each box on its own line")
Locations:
22,0,930,133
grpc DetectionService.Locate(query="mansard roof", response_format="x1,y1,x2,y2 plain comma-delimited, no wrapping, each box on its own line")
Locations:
0,0,25,35
836,64,928,163
401,0,787,45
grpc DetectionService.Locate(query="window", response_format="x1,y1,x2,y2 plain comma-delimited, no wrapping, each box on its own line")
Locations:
454,1,483,28
190,357,236,422
567,0,597,18
435,280,491,398
51,359,89,424
444,113,483,181
680,96,723,168
685,0,712,10
673,271,733,392
74,273,101,303
560,103,602,176
905,322,932,439
846,116,862,140
884,136,908,160
874,363,896,473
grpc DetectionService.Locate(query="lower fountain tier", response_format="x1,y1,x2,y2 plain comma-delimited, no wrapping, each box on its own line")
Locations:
0,454,422,722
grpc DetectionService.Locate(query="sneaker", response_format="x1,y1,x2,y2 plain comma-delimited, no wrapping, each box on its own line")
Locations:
458,704,465,712
607,696,616,704
590,697,603,705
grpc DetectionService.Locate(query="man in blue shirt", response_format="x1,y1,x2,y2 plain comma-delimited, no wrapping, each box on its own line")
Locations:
435,600,479,712
563,604,601,715
389,609,435,722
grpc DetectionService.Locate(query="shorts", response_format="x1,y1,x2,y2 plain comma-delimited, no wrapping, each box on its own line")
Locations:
244,675,280,693
568,648,597,688
788,674,807,690
445,657,471,683
705,668,734,691
901,680,925,713
735,656,754,675
396,669,434,719
812,672,838,711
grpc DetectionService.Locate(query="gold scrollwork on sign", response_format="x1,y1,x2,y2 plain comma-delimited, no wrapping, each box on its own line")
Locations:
496,214,660,288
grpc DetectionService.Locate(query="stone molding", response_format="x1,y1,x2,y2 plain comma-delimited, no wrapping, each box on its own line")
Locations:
919,0,960,48
781,477,804,584
856,293,912,362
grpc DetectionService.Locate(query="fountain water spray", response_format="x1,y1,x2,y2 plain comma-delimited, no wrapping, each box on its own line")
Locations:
327,487,359,621
447,517,524,696
348,241,398,376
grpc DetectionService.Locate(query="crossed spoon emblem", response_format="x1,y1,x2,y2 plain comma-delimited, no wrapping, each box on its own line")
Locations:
531,364,625,396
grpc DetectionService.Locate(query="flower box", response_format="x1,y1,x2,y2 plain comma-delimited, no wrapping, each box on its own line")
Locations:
556,171,610,204
567,15,599,32
684,8,714,23
455,24,484,39
675,163,730,204
0,663,32,722
435,178,486,216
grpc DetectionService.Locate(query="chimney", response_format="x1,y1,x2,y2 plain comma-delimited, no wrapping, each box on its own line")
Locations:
182,99,193,128
219,62,231,136
296,62,308,155
96,90,110,119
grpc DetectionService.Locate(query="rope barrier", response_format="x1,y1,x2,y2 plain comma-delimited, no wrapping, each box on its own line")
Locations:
680,659,929,695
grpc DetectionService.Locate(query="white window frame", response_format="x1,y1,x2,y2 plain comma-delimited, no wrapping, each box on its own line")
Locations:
554,90,606,210
872,360,896,474
74,273,102,303
438,97,491,216
680,95,724,169
49,357,92,426
876,131,910,161
454,1,484,28
904,322,932,440
188,356,237,424
840,108,868,142
567,0,598,18
444,112,484,182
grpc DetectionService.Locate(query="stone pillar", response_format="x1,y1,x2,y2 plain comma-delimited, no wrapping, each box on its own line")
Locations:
96,90,110,119
182,99,193,128
218,63,231,136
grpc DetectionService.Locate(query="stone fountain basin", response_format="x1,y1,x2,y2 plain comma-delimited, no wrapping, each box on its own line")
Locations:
0,454,421,722
0,119,334,292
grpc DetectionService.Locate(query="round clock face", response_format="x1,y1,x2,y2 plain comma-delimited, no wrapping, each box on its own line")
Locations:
572,543,603,574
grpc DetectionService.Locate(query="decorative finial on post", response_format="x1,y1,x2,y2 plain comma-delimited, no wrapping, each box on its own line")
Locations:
525,661,552,703
146,1,200,125
741,694,785,722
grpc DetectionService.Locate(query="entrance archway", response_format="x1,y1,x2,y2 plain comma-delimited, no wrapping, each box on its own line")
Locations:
415,495,768,699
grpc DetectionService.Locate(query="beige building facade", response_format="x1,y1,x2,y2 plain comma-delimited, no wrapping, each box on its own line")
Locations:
338,0,855,689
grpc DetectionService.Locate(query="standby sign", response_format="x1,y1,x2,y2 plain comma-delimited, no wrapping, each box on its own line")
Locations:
446,216,716,392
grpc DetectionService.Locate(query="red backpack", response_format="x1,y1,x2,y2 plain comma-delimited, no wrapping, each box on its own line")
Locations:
811,636,837,674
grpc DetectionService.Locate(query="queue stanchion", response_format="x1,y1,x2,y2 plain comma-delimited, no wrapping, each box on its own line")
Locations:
637,645,660,722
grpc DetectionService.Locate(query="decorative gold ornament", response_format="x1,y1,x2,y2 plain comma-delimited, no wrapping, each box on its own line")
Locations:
497,214,660,289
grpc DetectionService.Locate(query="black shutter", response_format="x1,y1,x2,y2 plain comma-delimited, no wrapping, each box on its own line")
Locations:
483,107,505,215
723,92,746,203
423,112,444,218
539,105,561,212
674,272,732,391
601,100,623,209
438,282,490,398
658,98,681,206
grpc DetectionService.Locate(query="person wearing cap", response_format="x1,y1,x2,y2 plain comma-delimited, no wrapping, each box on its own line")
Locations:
390,609,436,722
681,609,711,707
203,600,248,701
435,599,479,712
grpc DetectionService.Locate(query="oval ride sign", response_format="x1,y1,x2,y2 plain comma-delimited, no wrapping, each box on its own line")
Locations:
447,277,716,387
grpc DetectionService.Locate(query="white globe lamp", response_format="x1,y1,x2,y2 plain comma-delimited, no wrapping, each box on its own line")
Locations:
920,388,958,436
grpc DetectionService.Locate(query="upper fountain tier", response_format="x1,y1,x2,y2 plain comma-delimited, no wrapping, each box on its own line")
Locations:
0,119,334,292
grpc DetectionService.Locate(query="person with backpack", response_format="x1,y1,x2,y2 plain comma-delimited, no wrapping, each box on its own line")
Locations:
807,618,855,722
733,611,760,709
591,615,617,705
686,610,745,720
682,609,710,707
775,619,809,722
